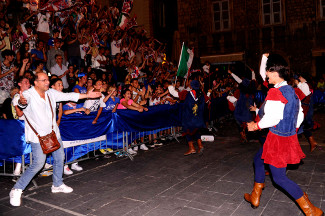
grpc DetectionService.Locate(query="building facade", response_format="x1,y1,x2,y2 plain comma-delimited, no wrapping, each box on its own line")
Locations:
176,0,325,77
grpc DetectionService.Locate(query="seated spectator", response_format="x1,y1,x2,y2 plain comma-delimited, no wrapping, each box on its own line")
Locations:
50,54,69,90
83,79,106,124
50,78,64,126
92,46,108,72
117,88,149,154
47,38,65,70
1,87,19,119
73,73,88,94
0,50,18,98
67,65,78,91
11,24,27,53
47,29,60,49
12,76,31,120
33,60,47,74
103,86,119,111
22,23,37,52
118,88,148,112
86,78,94,92
31,40,47,69
16,42,31,64
317,77,325,91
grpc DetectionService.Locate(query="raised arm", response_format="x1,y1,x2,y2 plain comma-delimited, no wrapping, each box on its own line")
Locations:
259,54,268,81
228,70,242,84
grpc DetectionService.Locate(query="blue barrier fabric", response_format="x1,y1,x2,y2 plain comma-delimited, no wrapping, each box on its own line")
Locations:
0,104,182,161
0,120,31,160
112,104,182,132
313,90,325,104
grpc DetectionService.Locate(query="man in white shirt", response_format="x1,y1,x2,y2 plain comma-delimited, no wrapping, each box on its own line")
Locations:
50,54,69,89
9,72,101,207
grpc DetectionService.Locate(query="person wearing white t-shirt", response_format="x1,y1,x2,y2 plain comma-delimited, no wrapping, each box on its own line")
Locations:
50,54,69,89
80,37,90,65
83,79,106,124
110,33,126,57
110,38,121,57
36,12,50,42
93,47,107,71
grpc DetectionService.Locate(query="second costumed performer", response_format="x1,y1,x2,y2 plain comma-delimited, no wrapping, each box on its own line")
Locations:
168,80,207,156
245,55,323,215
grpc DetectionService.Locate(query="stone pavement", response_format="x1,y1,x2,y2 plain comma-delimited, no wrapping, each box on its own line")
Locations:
1,110,325,216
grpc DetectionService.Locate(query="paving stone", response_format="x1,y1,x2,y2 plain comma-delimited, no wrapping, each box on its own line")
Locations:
92,197,143,216
286,170,312,186
3,206,39,216
37,208,76,216
207,180,243,195
0,203,14,214
314,163,325,175
186,200,219,212
144,197,190,216
173,206,215,216
231,202,265,216
213,202,238,216
192,191,230,208
262,199,302,216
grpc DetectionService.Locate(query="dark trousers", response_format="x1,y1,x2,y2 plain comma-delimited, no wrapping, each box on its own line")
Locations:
254,147,303,200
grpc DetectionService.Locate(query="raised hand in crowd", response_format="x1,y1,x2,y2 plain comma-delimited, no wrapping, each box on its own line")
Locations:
18,91,27,106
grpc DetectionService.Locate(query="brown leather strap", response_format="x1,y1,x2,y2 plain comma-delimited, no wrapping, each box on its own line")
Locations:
23,94,55,136
24,113,39,137
47,95,54,130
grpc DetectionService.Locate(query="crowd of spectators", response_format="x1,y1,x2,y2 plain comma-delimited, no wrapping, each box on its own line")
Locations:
1,0,325,152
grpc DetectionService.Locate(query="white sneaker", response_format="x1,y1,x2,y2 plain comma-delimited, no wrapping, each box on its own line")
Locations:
71,163,83,171
51,183,73,193
9,188,22,206
13,163,22,176
44,163,53,169
64,165,73,175
127,148,137,155
140,144,149,151
154,141,163,146
148,143,155,148
133,145,138,151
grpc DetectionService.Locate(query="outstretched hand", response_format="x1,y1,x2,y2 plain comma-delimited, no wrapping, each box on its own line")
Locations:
87,88,101,98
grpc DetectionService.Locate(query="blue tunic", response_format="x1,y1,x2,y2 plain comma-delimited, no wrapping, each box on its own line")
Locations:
182,91,206,133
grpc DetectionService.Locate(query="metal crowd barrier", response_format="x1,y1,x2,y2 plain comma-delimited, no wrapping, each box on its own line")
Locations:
0,126,181,188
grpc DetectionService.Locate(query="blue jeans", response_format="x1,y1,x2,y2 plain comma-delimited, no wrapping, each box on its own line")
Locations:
14,139,65,190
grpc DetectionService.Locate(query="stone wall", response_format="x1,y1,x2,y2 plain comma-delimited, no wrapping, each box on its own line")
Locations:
177,0,325,76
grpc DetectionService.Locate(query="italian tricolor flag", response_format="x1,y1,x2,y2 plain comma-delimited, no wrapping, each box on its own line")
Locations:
118,14,129,30
177,43,194,78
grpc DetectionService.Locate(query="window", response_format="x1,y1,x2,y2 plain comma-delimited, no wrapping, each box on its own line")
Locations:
262,0,282,25
321,0,325,18
212,0,230,31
